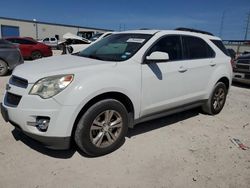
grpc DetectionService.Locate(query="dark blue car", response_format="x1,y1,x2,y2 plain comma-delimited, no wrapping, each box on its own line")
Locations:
0,39,23,76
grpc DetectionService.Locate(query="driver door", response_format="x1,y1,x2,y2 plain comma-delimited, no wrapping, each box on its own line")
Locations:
140,35,187,117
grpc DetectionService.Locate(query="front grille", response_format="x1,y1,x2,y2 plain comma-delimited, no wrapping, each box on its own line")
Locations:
9,76,28,88
237,59,250,64
4,92,22,107
245,74,250,79
236,64,249,70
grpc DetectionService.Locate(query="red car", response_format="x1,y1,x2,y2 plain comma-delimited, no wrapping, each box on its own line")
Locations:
5,37,52,60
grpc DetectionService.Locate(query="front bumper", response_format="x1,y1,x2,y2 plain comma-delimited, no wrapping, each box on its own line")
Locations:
1,77,79,150
1,102,71,150
233,72,250,84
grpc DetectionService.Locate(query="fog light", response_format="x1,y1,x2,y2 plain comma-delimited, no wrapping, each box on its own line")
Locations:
27,117,50,132
36,118,50,131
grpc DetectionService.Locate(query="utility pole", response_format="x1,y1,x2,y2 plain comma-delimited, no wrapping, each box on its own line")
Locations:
244,12,250,41
219,11,225,38
33,19,38,40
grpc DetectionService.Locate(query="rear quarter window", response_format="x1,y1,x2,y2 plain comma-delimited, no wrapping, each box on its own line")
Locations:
182,36,215,59
211,40,229,56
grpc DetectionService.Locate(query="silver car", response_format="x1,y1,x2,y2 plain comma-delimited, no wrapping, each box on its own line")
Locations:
0,39,24,76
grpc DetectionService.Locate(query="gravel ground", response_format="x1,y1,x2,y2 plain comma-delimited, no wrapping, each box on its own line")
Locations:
0,59,250,187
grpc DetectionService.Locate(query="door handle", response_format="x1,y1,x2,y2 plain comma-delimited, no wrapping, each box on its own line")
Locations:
210,61,216,67
178,66,187,73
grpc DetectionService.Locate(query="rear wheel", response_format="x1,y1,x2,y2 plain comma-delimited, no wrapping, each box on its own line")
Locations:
202,82,227,115
0,60,8,76
74,99,129,156
31,51,42,60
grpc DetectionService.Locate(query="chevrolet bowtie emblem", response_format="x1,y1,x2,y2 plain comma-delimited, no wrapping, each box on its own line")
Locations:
6,84,11,91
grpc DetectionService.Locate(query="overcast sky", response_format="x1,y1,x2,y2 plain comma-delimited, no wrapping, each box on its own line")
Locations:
0,0,250,39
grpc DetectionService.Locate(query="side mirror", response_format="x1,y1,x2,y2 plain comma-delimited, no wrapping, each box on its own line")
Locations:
146,51,169,63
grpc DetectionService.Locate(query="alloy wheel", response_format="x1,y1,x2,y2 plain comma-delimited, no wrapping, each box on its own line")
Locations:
90,110,123,148
212,87,225,111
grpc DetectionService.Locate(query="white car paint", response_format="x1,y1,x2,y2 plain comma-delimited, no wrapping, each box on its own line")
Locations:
1,30,232,147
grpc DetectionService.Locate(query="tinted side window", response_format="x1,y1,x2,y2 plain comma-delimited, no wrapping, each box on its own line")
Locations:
12,39,23,44
182,36,215,59
21,39,36,45
148,35,182,61
5,38,16,43
9,39,28,44
211,40,229,56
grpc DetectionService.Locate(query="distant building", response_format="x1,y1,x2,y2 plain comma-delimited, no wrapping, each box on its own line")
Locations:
0,16,111,40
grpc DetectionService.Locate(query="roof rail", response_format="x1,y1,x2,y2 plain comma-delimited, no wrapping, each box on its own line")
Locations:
175,27,214,36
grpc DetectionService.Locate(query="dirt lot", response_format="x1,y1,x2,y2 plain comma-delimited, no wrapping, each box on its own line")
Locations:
0,66,250,188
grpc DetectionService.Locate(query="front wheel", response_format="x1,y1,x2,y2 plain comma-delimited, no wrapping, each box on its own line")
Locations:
74,99,129,156
31,51,42,60
202,82,227,115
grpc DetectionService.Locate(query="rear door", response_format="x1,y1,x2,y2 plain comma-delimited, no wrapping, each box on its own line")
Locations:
180,35,216,102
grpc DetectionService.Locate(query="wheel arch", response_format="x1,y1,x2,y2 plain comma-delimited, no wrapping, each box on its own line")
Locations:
0,58,8,67
31,50,43,59
216,76,230,92
71,91,135,138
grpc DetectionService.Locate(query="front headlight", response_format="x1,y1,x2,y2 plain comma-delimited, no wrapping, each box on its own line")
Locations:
29,74,74,99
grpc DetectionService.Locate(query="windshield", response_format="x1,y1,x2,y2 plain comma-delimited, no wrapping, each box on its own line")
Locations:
89,33,103,42
77,33,152,61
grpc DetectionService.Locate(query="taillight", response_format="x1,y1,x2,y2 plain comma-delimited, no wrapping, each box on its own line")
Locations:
231,59,236,69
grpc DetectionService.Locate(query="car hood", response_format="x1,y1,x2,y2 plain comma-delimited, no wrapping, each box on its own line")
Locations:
13,55,116,83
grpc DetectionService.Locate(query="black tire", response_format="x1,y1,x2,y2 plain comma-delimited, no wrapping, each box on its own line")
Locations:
74,99,129,156
31,51,42,60
0,60,8,76
202,82,227,115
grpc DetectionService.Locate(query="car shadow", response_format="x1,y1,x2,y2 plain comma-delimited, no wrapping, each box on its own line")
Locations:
11,108,200,158
127,107,200,138
232,82,250,89
147,63,163,80
11,128,125,159
11,129,76,159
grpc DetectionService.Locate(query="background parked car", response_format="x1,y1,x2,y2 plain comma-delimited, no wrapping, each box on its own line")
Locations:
39,37,58,49
68,32,113,54
5,37,52,60
233,53,250,84
0,39,23,76
76,31,95,40
59,32,91,54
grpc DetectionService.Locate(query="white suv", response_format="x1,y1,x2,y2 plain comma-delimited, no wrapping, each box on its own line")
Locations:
1,29,232,156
